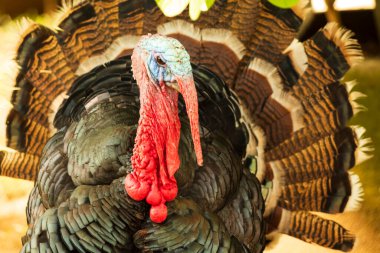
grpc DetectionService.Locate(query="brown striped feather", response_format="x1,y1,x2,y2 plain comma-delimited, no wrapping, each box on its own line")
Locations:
277,210,355,251
292,23,363,99
0,151,40,180
244,0,306,65
235,58,304,150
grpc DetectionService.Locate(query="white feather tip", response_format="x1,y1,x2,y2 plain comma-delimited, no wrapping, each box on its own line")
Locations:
352,125,374,165
344,173,364,212
323,23,364,66
157,20,201,41
201,28,246,60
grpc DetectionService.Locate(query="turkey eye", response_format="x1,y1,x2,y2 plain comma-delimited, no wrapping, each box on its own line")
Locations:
156,56,166,66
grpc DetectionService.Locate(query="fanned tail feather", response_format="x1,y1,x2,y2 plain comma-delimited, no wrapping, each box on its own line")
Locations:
322,23,364,67
277,210,355,252
0,0,313,181
251,11,371,252
0,0,153,180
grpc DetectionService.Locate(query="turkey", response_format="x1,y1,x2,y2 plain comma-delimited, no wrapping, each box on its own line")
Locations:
0,0,371,252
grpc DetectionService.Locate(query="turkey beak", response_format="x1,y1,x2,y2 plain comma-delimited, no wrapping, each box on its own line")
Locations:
176,75,203,166
166,81,180,92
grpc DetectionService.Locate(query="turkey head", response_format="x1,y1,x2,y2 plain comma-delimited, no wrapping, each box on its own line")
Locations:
125,34,203,223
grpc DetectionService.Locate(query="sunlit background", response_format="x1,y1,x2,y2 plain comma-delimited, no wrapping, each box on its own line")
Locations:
312,0,375,12
0,1,379,252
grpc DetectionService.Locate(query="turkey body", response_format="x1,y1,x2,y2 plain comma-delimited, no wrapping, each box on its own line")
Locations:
22,56,265,252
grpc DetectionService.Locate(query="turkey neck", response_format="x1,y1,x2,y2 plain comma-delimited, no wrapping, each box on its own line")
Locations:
134,80,181,183
125,76,181,223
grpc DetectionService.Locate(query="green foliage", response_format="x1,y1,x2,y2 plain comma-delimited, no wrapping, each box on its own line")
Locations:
204,0,215,9
268,0,299,8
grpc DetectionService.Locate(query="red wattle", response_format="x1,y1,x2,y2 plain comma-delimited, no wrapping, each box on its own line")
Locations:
161,183,178,201
125,174,150,201
124,79,180,223
150,203,168,223
146,183,163,206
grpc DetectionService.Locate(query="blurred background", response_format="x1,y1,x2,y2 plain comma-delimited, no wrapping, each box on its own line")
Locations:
0,0,379,252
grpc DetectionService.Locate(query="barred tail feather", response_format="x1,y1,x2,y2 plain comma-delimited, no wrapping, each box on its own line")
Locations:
290,23,364,99
277,210,355,252
256,12,370,252
322,23,364,67
75,34,141,75
0,18,35,147
0,151,40,180
0,0,152,180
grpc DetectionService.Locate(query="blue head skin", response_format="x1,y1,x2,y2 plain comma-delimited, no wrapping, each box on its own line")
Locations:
134,34,192,90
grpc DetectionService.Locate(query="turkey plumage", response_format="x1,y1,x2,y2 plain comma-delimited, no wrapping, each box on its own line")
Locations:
0,0,371,252
22,55,263,252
